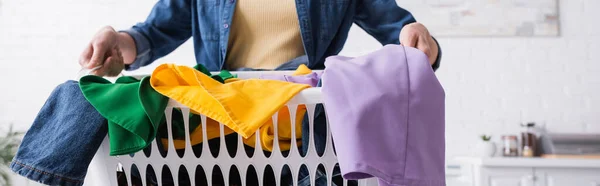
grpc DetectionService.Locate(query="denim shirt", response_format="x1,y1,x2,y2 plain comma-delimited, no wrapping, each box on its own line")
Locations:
122,0,441,71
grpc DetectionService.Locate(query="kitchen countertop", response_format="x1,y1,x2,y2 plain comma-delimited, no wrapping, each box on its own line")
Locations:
455,156,600,168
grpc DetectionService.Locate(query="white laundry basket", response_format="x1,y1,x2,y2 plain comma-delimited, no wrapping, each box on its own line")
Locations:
85,71,379,186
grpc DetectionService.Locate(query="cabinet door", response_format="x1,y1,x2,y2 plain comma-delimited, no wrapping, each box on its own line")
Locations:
535,168,600,186
482,168,536,186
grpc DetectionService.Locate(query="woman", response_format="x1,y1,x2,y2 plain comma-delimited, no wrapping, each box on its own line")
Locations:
79,0,442,185
12,0,442,185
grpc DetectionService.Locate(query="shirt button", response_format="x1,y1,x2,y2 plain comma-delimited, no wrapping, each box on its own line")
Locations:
223,24,229,29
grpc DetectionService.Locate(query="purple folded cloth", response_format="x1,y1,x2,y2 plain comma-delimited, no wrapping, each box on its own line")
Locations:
321,45,446,186
260,72,322,87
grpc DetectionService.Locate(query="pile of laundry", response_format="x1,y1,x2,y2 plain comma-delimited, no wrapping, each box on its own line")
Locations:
10,45,446,186
80,63,318,155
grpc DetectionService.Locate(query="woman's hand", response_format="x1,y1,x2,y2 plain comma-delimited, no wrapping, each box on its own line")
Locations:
78,26,124,77
399,22,439,65
79,26,137,77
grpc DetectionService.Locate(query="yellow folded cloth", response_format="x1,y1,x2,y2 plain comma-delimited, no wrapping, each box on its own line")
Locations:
151,64,310,151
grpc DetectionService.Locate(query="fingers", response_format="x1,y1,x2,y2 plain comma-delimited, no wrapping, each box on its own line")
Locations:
400,23,422,48
89,41,109,68
82,26,122,77
416,35,432,58
106,48,125,77
92,48,124,77
402,32,431,57
91,56,110,76
414,36,438,65
400,32,418,48
399,22,438,65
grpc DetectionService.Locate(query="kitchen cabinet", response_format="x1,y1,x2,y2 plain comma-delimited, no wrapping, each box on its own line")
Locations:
535,168,600,186
483,167,534,186
456,157,600,186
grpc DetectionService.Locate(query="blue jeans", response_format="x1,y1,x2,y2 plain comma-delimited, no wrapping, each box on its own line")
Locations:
11,81,108,186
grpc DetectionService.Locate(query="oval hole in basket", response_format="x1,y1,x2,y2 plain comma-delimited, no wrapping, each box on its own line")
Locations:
190,116,204,159
271,106,287,158
142,143,152,157
244,144,255,158
260,120,273,158
156,120,169,158
178,165,191,186
225,133,238,158
130,164,142,186
331,163,358,186
270,105,305,158
212,165,225,185
263,148,272,158
314,104,327,157
161,165,174,186
145,165,158,186
192,142,203,158
176,149,185,158
116,163,127,186
263,165,276,186
297,164,311,186
245,165,259,186
194,165,208,186
228,165,242,186
315,164,327,186
172,109,186,158
295,104,308,158
208,132,221,158
280,165,293,186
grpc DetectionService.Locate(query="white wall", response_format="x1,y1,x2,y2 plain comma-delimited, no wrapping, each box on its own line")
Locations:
0,0,598,177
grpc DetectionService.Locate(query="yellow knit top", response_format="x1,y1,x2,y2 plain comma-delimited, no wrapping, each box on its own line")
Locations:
225,0,306,70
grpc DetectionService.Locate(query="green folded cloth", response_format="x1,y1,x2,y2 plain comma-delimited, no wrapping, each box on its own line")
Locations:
79,65,237,155
80,76,168,155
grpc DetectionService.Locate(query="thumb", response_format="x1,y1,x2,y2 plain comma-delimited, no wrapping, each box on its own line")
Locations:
79,44,93,67
91,56,111,76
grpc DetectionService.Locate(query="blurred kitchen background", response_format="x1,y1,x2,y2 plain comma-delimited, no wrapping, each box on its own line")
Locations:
1,0,599,185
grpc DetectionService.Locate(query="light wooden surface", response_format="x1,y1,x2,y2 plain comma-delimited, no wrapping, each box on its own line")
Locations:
455,156,600,168
541,154,600,159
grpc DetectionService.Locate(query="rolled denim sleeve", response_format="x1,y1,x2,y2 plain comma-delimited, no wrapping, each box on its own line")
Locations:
354,0,416,45
121,0,193,71
120,29,152,70
354,0,442,70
